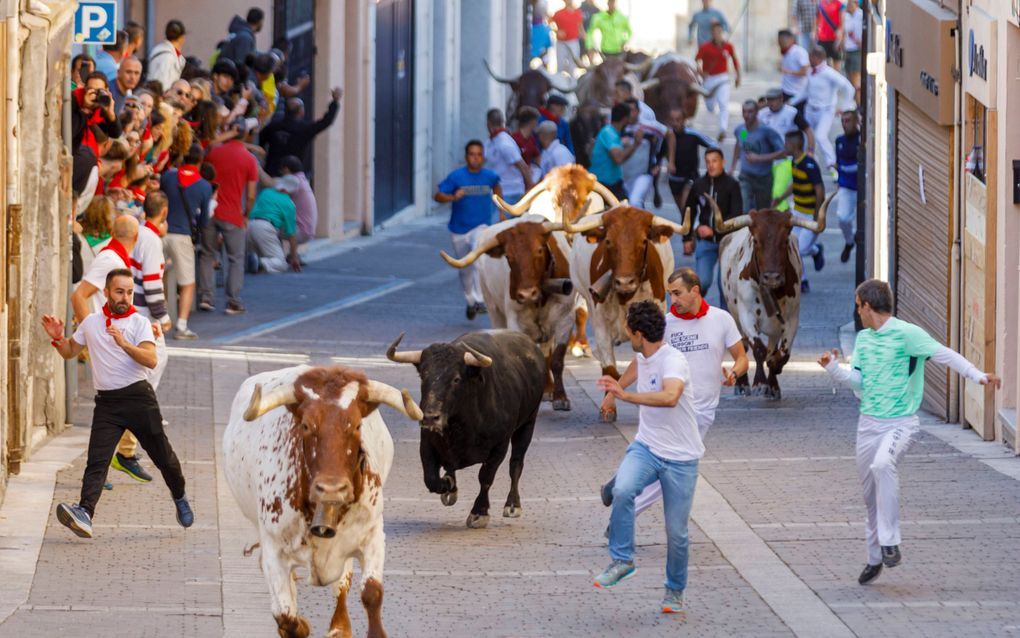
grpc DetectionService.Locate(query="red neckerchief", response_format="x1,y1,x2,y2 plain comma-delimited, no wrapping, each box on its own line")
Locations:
102,303,137,327
131,187,147,205
173,46,182,57
538,107,560,123
144,220,162,237
178,165,201,188
100,238,132,268
780,43,792,55
490,127,508,139
671,299,709,320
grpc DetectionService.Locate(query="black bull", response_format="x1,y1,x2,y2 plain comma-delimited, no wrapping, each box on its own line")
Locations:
386,330,545,529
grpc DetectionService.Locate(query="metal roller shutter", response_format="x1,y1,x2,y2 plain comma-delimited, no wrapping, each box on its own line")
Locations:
894,95,953,419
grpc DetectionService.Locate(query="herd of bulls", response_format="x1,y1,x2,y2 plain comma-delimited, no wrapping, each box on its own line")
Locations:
221,162,829,635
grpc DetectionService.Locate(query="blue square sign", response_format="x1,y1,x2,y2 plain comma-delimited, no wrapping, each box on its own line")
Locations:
74,0,118,45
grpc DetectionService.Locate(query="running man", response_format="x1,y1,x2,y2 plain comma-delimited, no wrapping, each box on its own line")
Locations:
773,130,825,293
593,301,702,614
820,279,1000,584
696,21,741,141
835,110,860,262
42,269,193,539
600,269,748,518
792,46,855,174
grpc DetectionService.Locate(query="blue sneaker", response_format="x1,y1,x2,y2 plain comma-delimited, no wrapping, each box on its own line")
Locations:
174,495,194,528
111,453,153,483
593,560,636,588
661,588,685,613
812,243,825,272
56,503,93,538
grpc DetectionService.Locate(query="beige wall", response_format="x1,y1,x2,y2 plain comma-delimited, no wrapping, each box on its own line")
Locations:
152,0,272,66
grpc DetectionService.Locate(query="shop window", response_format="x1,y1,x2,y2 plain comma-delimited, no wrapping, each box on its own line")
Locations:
964,96,987,183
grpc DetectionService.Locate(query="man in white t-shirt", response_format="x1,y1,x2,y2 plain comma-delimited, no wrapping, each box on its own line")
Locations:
591,300,701,615
484,108,534,206
777,29,809,101
42,269,192,539
601,268,748,515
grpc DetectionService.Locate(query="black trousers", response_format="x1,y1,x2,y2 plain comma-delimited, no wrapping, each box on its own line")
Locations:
607,180,628,202
79,380,186,517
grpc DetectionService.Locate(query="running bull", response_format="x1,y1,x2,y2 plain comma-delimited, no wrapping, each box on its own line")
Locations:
224,365,423,638
386,330,545,528
713,194,831,400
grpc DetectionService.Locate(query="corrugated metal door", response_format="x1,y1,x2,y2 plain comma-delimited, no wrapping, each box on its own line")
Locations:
374,0,415,224
894,95,953,419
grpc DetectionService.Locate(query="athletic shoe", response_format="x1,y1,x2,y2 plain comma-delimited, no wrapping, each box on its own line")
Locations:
103,482,113,490
224,302,246,315
56,503,93,538
841,243,854,263
198,301,215,312
600,476,616,507
173,328,199,340
858,563,883,585
111,452,153,483
800,280,810,293
174,495,194,528
812,243,825,272
593,560,636,588
881,545,901,567
466,304,478,321
661,588,685,613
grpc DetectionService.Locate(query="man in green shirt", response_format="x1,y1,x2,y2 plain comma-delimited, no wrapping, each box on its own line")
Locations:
820,279,1000,585
585,0,632,56
247,175,301,273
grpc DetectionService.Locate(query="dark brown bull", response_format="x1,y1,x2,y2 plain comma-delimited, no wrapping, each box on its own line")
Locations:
484,59,577,120
642,56,710,123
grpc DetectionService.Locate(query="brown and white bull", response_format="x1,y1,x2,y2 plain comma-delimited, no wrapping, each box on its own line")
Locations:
224,365,423,638
565,206,690,419
440,215,577,410
713,195,831,400
494,165,622,358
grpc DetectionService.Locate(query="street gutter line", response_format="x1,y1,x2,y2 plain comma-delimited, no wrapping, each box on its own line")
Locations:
213,279,413,345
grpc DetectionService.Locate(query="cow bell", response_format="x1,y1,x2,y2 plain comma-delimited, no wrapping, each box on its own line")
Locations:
589,270,614,304
541,278,574,296
310,502,342,538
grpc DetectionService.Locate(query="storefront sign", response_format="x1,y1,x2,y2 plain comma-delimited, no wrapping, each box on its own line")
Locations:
885,0,956,126
964,7,997,107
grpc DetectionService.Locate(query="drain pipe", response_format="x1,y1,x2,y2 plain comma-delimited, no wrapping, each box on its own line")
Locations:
948,14,963,424
63,46,75,426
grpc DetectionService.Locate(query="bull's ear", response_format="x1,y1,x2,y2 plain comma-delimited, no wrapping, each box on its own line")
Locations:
649,225,674,243
583,227,605,244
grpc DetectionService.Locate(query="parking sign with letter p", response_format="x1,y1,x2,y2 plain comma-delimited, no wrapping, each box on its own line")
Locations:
74,1,117,45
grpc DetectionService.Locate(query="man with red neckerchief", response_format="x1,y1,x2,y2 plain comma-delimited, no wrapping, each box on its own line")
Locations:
42,269,192,539
600,268,748,515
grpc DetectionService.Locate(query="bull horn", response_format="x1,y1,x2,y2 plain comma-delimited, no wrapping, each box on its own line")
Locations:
363,380,424,421
589,178,621,208
385,332,422,365
710,196,751,234
439,233,501,268
648,207,692,236
494,177,550,216
462,344,493,368
540,220,565,234
639,78,660,91
563,211,605,235
243,382,297,421
483,58,517,85
625,58,653,75
690,83,710,96
540,68,578,93
791,192,833,233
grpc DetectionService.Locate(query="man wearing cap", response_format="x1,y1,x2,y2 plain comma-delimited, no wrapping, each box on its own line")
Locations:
759,87,814,214
148,20,187,92
538,120,576,177
247,174,302,273
538,94,575,155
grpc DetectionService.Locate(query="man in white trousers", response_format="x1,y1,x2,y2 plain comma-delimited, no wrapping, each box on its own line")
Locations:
600,268,748,516
821,279,1000,584
695,21,741,142
792,46,855,173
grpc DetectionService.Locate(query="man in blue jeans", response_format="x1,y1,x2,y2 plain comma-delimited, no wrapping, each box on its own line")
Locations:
593,300,703,614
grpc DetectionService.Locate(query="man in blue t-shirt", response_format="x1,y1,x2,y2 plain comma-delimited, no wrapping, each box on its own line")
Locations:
730,100,785,212
435,140,502,320
835,111,860,263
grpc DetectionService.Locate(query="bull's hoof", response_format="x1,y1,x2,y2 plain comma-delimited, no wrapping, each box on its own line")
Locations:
440,490,458,507
553,398,571,411
466,513,490,528
734,385,751,397
275,614,311,638
751,384,767,396
600,408,617,423
766,387,782,401
503,504,522,518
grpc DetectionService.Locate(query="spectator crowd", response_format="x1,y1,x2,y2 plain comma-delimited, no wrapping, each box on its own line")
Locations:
69,8,342,340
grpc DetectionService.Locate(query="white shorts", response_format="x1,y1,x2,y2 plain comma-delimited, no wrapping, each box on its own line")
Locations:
163,233,196,286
